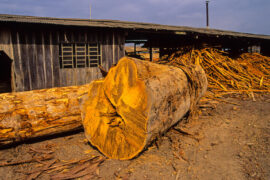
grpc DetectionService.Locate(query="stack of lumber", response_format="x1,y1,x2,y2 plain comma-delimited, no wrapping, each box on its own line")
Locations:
158,48,270,94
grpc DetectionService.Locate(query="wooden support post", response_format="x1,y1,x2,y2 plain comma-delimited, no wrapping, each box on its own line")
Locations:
159,47,164,59
112,32,115,64
134,43,136,55
149,46,153,62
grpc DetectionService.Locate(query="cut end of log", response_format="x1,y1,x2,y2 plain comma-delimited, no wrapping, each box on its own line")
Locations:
82,58,149,160
82,57,208,160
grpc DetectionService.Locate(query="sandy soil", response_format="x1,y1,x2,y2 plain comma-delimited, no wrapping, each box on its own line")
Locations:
0,95,269,180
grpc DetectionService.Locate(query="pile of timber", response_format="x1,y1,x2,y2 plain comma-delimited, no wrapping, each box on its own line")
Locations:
159,48,270,94
0,57,207,160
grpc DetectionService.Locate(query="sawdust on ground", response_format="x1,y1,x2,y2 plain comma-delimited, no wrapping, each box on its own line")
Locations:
0,95,269,180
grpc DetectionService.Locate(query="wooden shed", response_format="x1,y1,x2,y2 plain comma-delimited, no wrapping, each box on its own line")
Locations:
0,15,126,93
1,14,270,93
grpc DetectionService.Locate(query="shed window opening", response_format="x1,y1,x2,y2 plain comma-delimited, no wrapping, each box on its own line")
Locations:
59,43,101,68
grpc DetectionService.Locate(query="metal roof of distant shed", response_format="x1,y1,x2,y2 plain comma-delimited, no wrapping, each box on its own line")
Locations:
1,14,270,40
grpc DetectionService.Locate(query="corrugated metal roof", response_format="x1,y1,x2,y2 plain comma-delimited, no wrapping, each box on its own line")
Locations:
1,14,270,40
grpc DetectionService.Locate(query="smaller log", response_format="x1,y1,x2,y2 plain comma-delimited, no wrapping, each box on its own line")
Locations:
0,85,89,146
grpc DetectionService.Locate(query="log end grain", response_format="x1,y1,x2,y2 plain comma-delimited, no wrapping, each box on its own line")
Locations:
82,58,149,160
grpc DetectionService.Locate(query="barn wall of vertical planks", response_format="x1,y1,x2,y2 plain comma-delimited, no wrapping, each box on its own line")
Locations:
0,24,125,92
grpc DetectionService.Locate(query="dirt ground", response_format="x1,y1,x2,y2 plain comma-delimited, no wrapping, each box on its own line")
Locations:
0,95,269,180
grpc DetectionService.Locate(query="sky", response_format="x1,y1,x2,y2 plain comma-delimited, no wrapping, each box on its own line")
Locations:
0,0,269,35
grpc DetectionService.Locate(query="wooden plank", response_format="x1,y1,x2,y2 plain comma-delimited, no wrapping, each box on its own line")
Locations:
2,29,16,92
28,31,38,90
26,33,33,90
76,29,87,85
11,31,24,92
58,30,66,87
8,30,16,92
51,31,60,87
60,68,71,86
59,69,65,86
43,31,53,88
35,32,46,89
80,30,88,84
96,31,103,79
114,32,119,64
70,30,77,86
108,32,114,69
19,31,31,91
112,32,115,65
73,29,80,85
85,68,93,83
61,30,75,87
65,68,73,86
32,32,41,89
101,31,107,74
86,30,95,83
93,30,100,80
69,69,74,86
58,29,73,87
117,33,121,62
149,45,153,62
102,32,110,72
0,28,14,60
55,30,63,87
107,32,113,70
49,31,55,87
64,29,72,43
41,32,48,88
119,34,125,60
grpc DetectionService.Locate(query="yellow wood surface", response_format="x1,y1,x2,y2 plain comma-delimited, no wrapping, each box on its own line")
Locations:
82,57,208,160
0,84,89,146
82,58,149,160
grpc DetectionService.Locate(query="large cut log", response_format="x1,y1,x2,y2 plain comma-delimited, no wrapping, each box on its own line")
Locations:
0,85,89,146
0,56,207,157
81,57,208,160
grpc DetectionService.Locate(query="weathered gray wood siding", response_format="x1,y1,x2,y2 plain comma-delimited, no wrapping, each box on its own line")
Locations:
0,27,125,92
0,28,15,91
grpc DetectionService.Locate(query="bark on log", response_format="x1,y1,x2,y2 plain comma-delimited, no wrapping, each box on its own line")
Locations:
81,57,207,160
0,85,89,146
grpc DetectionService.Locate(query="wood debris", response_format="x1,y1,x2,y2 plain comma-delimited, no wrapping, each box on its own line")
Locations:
158,48,270,95
0,154,54,167
21,156,105,180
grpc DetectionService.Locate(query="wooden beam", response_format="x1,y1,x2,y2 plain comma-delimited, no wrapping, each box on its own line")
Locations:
134,43,136,54
149,45,153,61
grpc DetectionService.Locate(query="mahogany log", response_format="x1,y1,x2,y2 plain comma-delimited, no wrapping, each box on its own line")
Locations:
0,85,89,146
81,57,207,160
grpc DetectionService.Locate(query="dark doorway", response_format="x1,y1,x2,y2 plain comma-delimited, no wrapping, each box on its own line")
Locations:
0,51,12,93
